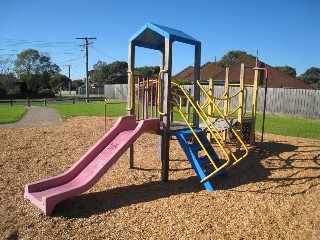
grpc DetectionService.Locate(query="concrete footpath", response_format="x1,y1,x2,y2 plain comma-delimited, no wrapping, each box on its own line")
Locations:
0,106,61,129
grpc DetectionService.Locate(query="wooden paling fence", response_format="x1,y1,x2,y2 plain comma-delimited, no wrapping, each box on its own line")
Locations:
104,84,320,119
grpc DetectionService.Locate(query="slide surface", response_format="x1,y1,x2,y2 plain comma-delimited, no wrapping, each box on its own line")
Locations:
24,116,159,215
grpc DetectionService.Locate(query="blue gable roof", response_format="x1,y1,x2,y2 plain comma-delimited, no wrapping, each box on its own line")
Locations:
129,22,201,50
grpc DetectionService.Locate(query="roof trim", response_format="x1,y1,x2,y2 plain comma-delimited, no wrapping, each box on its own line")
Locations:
129,22,201,50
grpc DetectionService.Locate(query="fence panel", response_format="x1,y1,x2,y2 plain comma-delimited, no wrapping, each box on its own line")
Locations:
104,84,320,118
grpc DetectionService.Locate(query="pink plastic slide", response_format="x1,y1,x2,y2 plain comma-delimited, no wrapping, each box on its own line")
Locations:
24,116,159,215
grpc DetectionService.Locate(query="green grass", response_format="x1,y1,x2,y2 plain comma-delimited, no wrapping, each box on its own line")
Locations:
255,114,320,140
4,101,318,140
48,101,127,117
0,106,27,123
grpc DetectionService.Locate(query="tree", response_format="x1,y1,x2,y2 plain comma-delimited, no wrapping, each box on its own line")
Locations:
0,55,14,75
72,79,84,90
90,60,128,85
298,67,320,89
274,66,297,78
50,74,71,93
90,60,108,86
135,66,160,76
217,50,248,68
106,61,128,84
14,49,60,93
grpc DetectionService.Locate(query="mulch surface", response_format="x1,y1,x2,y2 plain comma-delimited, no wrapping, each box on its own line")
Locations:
0,116,319,239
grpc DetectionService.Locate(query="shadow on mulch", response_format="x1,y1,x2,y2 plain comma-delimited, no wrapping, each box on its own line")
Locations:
216,141,319,195
53,176,202,218
53,140,318,218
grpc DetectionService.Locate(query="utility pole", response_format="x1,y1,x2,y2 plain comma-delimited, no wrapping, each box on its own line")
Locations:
76,37,96,102
64,64,71,94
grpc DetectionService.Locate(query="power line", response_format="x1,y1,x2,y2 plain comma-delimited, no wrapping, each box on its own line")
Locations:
90,45,118,61
57,56,84,64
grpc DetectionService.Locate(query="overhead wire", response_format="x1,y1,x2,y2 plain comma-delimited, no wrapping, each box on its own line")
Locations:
90,45,118,61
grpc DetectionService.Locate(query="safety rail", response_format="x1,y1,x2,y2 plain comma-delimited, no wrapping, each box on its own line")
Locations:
170,82,231,182
136,75,158,120
197,80,249,168
201,84,248,117
171,82,249,178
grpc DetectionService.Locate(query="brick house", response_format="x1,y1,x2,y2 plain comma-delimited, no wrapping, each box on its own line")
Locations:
174,56,313,89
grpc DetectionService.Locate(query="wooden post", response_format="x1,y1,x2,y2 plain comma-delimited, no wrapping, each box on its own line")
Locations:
44,98,46,106
127,42,135,168
223,68,230,141
161,38,172,182
251,68,259,146
27,97,30,107
237,63,245,148
193,45,201,128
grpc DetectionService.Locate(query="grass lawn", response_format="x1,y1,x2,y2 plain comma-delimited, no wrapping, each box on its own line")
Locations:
255,114,320,140
48,101,127,117
0,106,27,124
47,101,320,140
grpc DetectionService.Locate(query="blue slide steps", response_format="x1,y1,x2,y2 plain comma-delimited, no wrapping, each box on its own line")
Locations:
173,129,229,191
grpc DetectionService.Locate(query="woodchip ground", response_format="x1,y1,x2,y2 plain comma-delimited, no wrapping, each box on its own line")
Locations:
0,116,319,239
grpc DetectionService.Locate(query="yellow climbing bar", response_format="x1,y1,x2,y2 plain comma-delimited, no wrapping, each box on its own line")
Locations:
157,69,168,116
127,70,135,111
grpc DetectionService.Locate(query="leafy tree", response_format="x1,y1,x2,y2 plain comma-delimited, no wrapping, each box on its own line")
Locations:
90,60,108,86
298,67,320,89
217,50,248,68
106,61,128,84
50,74,71,93
90,60,128,85
14,49,60,93
0,73,15,93
72,79,85,90
274,65,297,78
135,66,160,76
0,55,14,75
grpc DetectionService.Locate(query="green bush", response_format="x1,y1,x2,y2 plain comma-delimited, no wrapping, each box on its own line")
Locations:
177,79,192,85
7,88,21,95
38,89,55,98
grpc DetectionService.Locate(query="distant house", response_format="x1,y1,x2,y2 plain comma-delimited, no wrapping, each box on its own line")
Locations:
174,56,313,89
174,62,223,82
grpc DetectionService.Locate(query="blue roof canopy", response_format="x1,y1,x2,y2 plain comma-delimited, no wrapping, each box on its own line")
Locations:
129,22,201,50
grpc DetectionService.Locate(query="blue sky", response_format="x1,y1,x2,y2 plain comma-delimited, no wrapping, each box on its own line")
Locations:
1,0,319,80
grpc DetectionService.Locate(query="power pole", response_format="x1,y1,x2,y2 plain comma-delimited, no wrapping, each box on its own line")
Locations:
76,37,96,102
63,64,71,94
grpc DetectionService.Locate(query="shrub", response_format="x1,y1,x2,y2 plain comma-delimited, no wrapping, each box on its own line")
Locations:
177,79,193,85
38,89,55,98
7,88,21,95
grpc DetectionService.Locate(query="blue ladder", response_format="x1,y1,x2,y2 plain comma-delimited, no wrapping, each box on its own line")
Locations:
174,129,229,191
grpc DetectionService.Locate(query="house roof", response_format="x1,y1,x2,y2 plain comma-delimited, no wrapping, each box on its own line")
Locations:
173,66,194,80
173,62,223,81
212,55,313,89
129,22,201,50
200,62,224,80
174,56,313,89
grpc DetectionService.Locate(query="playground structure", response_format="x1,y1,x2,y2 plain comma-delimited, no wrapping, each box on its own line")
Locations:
127,23,262,186
24,22,262,215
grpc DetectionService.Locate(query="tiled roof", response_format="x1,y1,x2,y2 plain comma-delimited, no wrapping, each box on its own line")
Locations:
173,62,223,81
212,55,313,89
